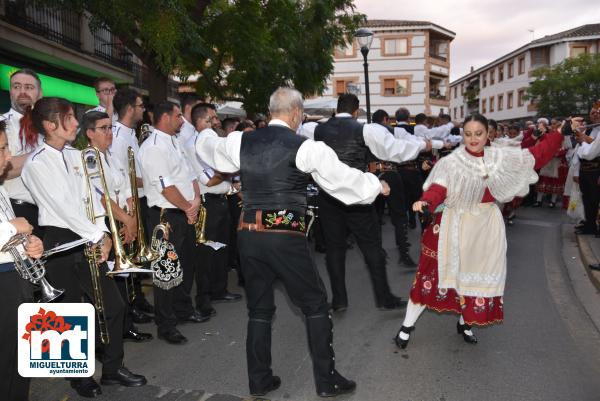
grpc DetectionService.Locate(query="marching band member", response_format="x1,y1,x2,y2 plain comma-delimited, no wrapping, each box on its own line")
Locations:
196,87,388,398
395,114,563,349
2,69,44,236
301,94,430,312
22,97,146,398
81,111,153,343
138,101,205,345
0,119,43,401
89,77,117,123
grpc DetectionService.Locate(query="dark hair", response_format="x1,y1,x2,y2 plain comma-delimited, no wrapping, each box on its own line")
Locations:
112,88,140,117
463,113,489,130
190,103,211,127
179,93,201,110
395,108,410,122
143,103,154,125
254,119,266,128
222,117,240,132
0,120,6,134
236,121,254,131
415,113,427,125
30,97,74,137
336,93,359,114
10,68,42,88
509,124,520,132
81,111,110,135
196,102,216,111
439,114,451,123
488,119,498,131
154,101,179,124
372,109,389,124
93,77,115,90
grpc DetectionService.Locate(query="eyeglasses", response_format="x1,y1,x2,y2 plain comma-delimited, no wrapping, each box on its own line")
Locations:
93,125,112,133
96,87,116,95
134,103,145,110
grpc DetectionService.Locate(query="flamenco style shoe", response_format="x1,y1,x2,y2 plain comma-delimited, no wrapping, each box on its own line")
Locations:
394,325,415,349
456,321,478,344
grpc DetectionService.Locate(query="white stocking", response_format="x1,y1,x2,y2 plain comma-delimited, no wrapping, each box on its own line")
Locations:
536,192,544,202
399,301,426,340
551,193,558,203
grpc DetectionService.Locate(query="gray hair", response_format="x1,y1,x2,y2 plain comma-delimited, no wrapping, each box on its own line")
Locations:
268,87,304,116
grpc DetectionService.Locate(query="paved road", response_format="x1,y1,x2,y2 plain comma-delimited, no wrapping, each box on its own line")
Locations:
31,207,600,401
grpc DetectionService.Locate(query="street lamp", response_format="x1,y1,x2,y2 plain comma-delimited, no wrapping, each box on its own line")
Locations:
355,27,373,123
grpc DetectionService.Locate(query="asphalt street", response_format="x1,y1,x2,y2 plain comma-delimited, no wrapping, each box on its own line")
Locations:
30,207,600,401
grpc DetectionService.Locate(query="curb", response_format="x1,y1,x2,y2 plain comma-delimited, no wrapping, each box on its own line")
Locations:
575,233,600,292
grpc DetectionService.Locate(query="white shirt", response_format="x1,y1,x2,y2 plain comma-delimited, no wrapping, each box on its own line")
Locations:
196,120,382,206
178,118,196,146
300,114,424,163
577,126,600,160
22,143,108,243
111,121,144,197
393,124,444,150
1,108,43,203
414,122,454,141
184,131,231,195
104,149,131,207
0,186,18,264
138,128,197,209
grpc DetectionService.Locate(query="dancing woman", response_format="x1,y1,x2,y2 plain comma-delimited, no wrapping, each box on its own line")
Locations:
395,114,563,348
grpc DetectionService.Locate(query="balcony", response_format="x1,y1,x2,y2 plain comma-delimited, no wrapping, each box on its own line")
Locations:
4,1,81,50
92,26,134,71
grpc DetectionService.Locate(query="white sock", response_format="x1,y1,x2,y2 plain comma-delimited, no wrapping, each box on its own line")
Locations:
459,315,473,336
551,194,558,203
459,315,465,325
399,301,426,340
536,193,543,202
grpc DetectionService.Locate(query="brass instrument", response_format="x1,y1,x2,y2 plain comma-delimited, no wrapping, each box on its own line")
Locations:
81,146,146,344
138,124,152,145
1,234,64,303
195,200,208,244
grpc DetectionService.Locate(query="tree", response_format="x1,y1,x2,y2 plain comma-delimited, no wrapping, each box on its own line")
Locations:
526,53,600,117
39,0,363,113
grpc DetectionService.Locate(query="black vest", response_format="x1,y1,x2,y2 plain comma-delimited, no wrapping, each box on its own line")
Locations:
240,125,309,211
397,122,414,134
314,117,367,170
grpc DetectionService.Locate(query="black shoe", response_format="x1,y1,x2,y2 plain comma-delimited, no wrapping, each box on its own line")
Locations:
394,325,415,349
157,329,187,344
316,371,356,397
399,253,417,268
197,307,217,318
575,222,586,229
532,201,542,208
250,375,281,397
329,303,348,312
456,321,478,344
130,307,153,324
589,264,600,271
123,329,153,342
315,244,327,253
377,296,408,310
179,310,210,323
134,298,155,314
101,366,147,387
211,292,243,303
575,228,597,235
70,377,102,398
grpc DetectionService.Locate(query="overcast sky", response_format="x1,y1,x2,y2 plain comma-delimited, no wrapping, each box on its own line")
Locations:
354,0,600,82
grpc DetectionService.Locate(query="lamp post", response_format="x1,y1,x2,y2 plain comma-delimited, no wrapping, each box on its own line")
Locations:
355,27,374,123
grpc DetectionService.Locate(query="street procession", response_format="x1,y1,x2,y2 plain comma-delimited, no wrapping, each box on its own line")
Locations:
1,1,600,400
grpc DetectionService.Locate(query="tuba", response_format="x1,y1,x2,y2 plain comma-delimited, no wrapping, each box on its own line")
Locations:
1,234,64,303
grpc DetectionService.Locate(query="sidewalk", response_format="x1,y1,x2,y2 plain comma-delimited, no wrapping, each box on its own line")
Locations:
575,232,600,291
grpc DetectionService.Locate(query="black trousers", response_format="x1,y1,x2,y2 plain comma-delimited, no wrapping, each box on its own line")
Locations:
227,194,242,269
11,200,44,239
114,276,134,334
317,193,393,307
579,167,600,232
147,207,201,334
42,227,125,375
397,168,423,228
0,270,32,401
238,222,337,393
197,194,231,305
379,171,410,252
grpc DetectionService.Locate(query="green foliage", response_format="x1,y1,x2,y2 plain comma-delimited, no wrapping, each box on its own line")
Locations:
526,53,600,117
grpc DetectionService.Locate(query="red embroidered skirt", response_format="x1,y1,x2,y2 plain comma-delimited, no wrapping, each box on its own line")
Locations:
536,158,568,196
409,213,504,326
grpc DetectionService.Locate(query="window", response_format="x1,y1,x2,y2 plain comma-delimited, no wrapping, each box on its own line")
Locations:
460,105,464,118
517,89,525,107
381,76,410,96
518,56,526,74
333,78,358,96
490,68,495,85
482,72,487,88
382,37,409,56
571,46,588,57
508,62,514,78
461,83,464,94
482,99,487,114
531,47,549,66
507,91,514,109
498,94,504,111
334,42,355,58
454,87,457,99
454,107,457,120
489,97,495,113
498,65,504,82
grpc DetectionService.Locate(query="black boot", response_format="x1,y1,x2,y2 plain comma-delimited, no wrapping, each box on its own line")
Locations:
306,314,356,397
247,318,279,396
398,251,417,268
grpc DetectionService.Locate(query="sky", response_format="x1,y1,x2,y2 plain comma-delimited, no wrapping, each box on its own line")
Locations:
354,0,600,82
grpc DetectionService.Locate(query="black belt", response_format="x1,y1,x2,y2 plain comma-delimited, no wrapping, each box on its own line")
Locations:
10,199,36,207
238,209,306,235
203,193,227,200
150,206,186,216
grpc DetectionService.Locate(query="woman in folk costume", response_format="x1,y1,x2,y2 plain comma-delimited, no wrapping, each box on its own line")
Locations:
394,114,563,348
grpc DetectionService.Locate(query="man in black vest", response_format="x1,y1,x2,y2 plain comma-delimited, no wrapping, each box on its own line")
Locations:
304,94,431,312
196,87,388,398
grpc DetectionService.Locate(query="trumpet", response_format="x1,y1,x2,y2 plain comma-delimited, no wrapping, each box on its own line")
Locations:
195,201,208,244
1,234,64,303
